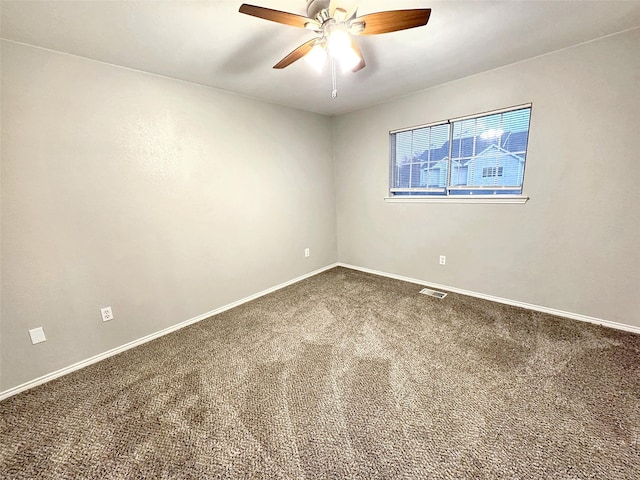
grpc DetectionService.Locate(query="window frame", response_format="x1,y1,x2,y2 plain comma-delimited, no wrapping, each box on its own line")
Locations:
386,103,532,204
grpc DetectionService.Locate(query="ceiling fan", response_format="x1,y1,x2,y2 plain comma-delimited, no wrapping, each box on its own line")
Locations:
238,1,431,75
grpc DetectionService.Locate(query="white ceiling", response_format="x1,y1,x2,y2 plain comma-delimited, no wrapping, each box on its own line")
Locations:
2,0,639,116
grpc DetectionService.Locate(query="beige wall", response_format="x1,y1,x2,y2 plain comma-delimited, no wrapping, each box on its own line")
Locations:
1,41,337,391
334,28,640,327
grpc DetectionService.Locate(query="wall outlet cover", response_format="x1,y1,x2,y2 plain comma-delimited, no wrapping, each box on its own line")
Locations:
101,307,114,322
29,327,47,345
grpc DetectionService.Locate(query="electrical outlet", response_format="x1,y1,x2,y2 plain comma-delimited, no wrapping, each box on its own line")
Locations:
29,327,47,345
305,248,310,258
100,306,113,322
439,255,446,265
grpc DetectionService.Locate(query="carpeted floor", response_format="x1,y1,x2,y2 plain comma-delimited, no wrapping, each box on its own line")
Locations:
1,267,639,479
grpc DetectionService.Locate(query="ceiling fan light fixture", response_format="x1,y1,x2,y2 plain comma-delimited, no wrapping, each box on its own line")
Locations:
327,28,351,58
338,46,361,72
305,43,328,72
325,25,362,73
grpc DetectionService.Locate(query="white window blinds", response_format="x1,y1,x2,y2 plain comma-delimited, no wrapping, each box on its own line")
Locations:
390,104,532,197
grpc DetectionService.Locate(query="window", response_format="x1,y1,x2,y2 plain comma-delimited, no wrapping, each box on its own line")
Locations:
389,104,531,199
482,166,503,178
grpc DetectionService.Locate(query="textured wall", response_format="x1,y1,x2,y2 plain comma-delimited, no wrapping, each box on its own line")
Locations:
3,29,639,394
1,41,336,391
333,29,640,327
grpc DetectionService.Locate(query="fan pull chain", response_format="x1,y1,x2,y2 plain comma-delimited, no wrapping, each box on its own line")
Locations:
331,57,338,99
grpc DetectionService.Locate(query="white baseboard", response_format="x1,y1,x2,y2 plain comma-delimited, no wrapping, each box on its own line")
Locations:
0,263,339,401
337,263,640,335
4,261,636,401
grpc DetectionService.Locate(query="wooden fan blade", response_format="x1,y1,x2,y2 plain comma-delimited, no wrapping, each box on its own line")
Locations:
329,0,359,21
353,9,431,35
350,37,366,72
273,38,317,69
239,4,318,29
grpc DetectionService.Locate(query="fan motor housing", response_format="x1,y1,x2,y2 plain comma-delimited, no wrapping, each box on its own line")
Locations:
307,0,330,19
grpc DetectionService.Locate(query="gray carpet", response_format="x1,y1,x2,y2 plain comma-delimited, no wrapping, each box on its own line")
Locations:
1,267,639,479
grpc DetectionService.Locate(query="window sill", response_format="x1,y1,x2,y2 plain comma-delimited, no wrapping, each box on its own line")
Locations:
384,195,529,204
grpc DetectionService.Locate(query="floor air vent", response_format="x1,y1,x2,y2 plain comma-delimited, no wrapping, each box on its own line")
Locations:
419,288,447,299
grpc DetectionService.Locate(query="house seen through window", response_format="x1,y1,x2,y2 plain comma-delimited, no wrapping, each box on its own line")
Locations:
389,104,531,197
